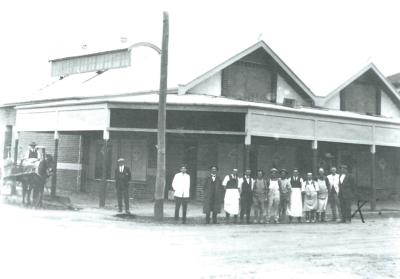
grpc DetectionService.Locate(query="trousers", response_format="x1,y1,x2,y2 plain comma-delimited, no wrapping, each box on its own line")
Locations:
175,197,189,223
116,184,129,212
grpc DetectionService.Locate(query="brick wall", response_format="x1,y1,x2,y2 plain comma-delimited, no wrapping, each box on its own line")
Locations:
17,132,82,192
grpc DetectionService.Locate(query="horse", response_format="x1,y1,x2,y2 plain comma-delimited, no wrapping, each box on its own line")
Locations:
1,154,54,207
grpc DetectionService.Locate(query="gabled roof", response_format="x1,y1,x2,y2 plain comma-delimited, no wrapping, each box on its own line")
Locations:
322,63,400,105
178,40,315,101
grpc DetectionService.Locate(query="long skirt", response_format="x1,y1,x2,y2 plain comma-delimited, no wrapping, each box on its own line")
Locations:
224,189,240,215
287,188,302,217
317,196,328,212
304,191,318,211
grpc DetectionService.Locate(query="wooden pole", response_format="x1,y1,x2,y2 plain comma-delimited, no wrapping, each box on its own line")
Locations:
370,145,377,211
50,131,59,198
154,12,169,220
99,131,109,207
312,140,318,176
11,131,19,195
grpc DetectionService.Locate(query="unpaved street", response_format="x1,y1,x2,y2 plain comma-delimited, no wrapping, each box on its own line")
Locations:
0,203,399,279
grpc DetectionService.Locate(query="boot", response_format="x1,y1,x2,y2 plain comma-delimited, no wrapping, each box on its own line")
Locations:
322,212,327,222
311,211,316,223
316,212,320,222
305,212,310,223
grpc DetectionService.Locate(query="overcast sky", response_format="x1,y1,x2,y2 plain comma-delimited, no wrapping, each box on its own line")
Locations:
1,0,400,102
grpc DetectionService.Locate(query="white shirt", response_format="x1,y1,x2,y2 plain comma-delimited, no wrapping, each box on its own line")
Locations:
327,173,340,193
172,172,191,198
339,174,346,184
222,174,243,188
119,165,125,173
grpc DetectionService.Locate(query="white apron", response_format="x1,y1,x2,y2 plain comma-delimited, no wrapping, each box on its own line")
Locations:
287,188,303,217
317,178,329,212
224,188,240,215
303,181,318,211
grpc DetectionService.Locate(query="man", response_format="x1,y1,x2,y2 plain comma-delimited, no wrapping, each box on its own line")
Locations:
252,170,267,223
203,166,223,224
240,169,253,224
338,165,355,223
114,158,131,214
25,142,41,160
316,168,330,222
222,168,242,223
288,168,303,223
279,169,291,223
302,172,318,223
172,164,191,224
327,166,341,221
266,168,281,224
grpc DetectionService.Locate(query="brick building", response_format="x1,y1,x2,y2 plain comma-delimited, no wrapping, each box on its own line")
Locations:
2,40,400,208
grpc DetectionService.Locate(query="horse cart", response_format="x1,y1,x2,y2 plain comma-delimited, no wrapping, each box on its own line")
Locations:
1,148,53,207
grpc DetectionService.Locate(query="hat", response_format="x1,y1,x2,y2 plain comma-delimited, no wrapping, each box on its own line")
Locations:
29,142,37,147
280,168,288,174
117,158,125,163
270,168,278,173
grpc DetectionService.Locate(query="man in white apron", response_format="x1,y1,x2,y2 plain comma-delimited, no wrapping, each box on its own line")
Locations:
288,168,303,223
222,168,242,223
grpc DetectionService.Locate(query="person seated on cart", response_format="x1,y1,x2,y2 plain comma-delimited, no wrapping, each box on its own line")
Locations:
25,142,41,160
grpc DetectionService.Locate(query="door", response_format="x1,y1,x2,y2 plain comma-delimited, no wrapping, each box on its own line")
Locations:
184,141,198,199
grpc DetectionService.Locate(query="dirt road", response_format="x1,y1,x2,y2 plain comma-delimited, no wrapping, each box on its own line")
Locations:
0,203,399,279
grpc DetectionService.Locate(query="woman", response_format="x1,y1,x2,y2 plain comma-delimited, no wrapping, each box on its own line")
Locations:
302,172,319,223
316,168,330,222
288,168,303,223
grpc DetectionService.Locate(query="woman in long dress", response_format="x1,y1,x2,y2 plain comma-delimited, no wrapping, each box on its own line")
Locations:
316,168,330,222
287,168,303,223
302,172,319,223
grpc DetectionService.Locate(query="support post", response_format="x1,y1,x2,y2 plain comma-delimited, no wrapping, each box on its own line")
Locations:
11,131,19,195
50,131,59,198
244,134,251,171
99,130,109,208
312,140,318,176
370,145,377,211
154,12,169,220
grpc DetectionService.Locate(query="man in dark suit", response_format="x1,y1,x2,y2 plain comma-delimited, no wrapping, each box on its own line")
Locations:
203,166,223,224
338,165,355,223
115,158,132,214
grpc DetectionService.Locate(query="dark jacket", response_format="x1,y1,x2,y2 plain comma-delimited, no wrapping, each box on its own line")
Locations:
339,174,355,200
115,166,131,187
203,175,223,214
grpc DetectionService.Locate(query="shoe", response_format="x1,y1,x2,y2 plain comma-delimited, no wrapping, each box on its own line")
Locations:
125,210,131,215
306,220,310,223
275,220,280,224
254,220,258,224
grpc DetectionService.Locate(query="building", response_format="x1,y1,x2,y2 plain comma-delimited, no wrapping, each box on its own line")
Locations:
2,40,400,208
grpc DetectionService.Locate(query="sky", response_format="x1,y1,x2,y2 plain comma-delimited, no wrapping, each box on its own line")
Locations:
1,0,400,102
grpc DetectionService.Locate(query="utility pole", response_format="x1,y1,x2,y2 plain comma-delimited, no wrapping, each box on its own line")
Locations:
154,12,169,220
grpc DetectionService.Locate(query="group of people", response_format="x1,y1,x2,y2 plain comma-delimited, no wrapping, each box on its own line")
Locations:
113,156,354,225
171,164,354,225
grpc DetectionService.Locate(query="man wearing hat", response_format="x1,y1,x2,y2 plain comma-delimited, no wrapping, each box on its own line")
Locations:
114,158,131,214
279,169,291,223
25,142,41,160
338,165,355,223
266,168,282,223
